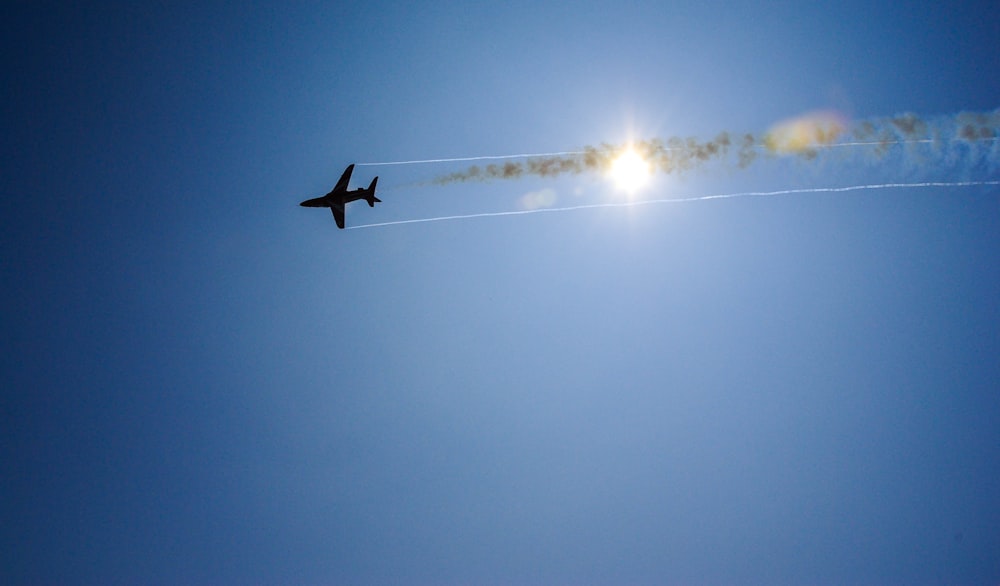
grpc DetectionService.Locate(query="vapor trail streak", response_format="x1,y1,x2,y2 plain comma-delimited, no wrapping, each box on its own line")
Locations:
356,152,586,166
354,139,942,167
409,110,999,184
346,180,1000,230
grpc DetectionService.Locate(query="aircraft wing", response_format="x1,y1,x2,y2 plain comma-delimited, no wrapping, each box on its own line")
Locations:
331,202,346,229
331,164,354,195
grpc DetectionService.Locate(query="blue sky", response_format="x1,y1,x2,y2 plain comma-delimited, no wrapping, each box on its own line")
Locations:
3,2,999,584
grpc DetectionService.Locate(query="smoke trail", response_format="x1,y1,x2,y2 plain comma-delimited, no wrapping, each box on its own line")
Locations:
346,180,1000,230
414,109,999,184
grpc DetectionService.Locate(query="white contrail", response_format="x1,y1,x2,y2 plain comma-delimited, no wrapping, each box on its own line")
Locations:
353,138,997,167
355,151,586,166
354,110,999,182
346,180,1000,230
353,142,900,167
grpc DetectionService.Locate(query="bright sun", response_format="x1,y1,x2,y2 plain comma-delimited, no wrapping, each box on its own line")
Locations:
609,148,651,193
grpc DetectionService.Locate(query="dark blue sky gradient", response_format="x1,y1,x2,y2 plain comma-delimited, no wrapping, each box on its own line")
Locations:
3,2,999,584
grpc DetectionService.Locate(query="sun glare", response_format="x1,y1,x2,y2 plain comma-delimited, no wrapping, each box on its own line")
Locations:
609,148,651,193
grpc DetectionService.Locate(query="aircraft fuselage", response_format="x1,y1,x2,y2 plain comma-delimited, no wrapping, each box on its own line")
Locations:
300,187,376,208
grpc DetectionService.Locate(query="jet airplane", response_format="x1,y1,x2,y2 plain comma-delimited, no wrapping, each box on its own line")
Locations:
300,164,380,229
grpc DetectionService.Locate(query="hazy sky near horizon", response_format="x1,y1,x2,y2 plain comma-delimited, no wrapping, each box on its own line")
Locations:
3,2,999,584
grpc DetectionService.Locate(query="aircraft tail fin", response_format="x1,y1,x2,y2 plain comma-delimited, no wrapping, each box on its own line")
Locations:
366,177,380,207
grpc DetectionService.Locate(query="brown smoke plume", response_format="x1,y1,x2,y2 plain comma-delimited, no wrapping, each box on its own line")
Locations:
431,109,1000,185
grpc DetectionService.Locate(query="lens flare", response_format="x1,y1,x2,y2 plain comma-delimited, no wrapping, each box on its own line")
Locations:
609,148,652,193
764,110,847,154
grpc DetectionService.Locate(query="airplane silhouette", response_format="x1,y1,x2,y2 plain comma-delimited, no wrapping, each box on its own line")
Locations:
300,164,380,229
